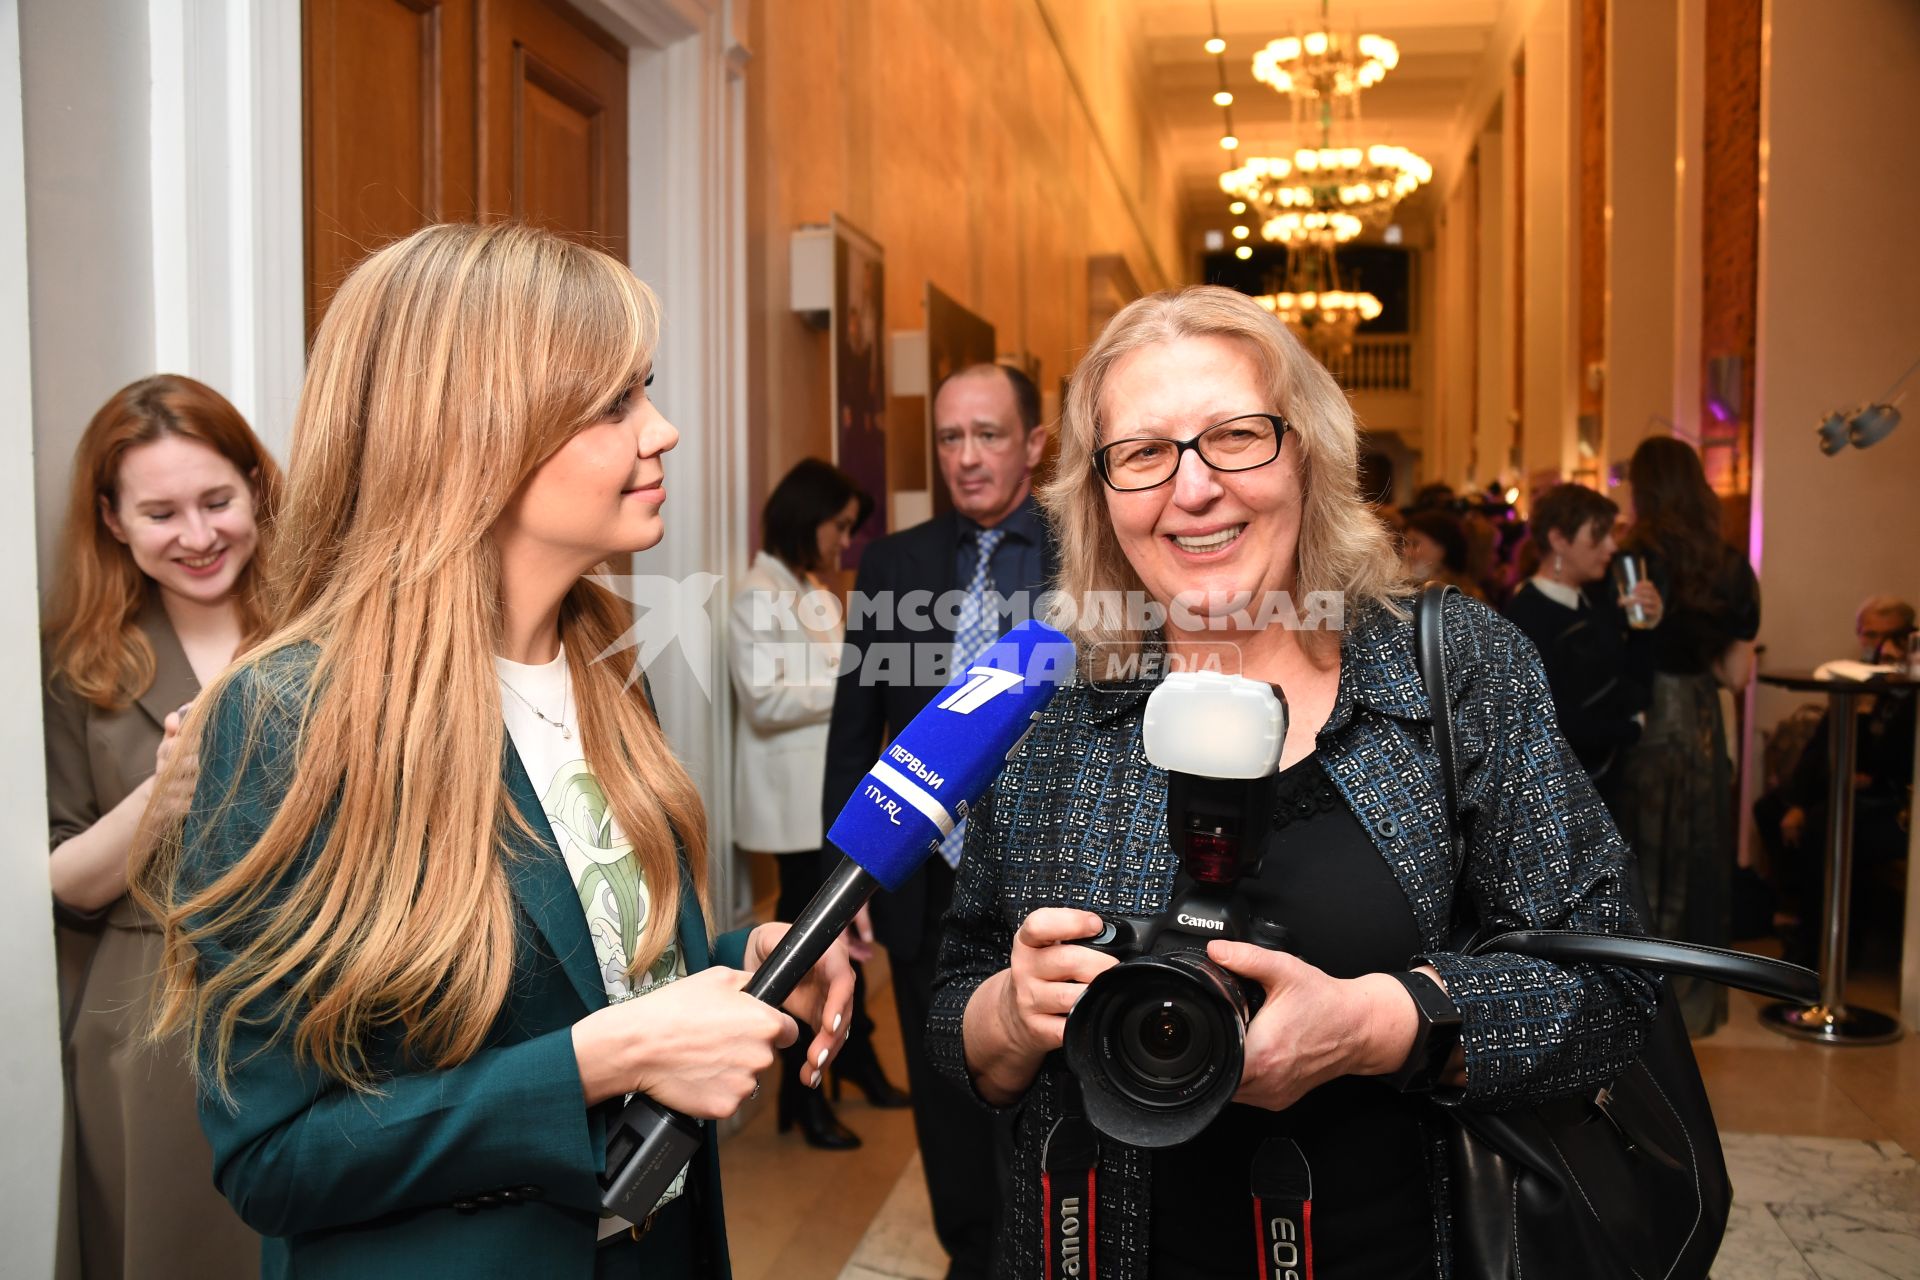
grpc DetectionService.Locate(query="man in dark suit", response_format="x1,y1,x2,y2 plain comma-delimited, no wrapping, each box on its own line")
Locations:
822,362,1055,1279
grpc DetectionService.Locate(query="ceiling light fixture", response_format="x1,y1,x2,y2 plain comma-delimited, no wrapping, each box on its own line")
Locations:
1220,145,1432,244
1207,3,1240,157
1251,0,1399,103
1253,243,1382,360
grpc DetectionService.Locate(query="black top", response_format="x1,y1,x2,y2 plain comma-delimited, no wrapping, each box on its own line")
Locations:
1150,754,1433,1279
1631,544,1760,676
1503,581,1651,782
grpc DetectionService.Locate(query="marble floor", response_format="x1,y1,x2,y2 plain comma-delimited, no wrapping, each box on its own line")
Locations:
1716,1134,1920,1278
720,955,1919,1280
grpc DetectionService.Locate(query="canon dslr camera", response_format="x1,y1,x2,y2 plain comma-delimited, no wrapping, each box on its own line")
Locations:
1062,671,1295,1148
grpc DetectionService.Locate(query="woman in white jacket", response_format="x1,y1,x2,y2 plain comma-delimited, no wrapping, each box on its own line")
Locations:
729,458,907,1149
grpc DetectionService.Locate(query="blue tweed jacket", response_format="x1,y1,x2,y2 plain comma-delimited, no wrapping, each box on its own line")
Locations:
925,592,1660,1279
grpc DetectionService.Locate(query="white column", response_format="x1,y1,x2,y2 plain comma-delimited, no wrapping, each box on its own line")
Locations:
1474,119,1508,489
1669,0,1708,450
625,2,754,928
0,0,64,1270
1748,0,1920,1028
1521,0,1578,491
1603,0,1680,482
145,0,304,454
1432,182,1476,487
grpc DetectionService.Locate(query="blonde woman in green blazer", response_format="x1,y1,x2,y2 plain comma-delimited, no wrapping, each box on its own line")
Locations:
134,224,853,1279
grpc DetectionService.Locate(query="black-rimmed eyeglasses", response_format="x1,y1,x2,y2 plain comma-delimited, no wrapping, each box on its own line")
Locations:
1092,413,1291,492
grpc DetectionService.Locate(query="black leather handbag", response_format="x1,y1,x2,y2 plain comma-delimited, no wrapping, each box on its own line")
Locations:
1413,585,1819,1280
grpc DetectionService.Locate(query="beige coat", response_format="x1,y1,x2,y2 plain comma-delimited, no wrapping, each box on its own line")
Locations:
727,552,845,853
44,593,257,1279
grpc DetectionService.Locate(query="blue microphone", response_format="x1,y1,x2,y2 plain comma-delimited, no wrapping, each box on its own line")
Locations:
599,620,1075,1220
822,619,1076,891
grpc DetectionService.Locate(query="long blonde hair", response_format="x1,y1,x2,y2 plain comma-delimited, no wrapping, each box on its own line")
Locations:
46,375,281,710
1039,286,1405,677
133,223,709,1093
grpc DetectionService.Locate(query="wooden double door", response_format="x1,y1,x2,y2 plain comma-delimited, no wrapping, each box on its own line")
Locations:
304,0,629,332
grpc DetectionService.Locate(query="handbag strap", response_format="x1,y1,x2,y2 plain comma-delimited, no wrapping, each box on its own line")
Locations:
1412,584,1463,875
1409,584,1822,1003
1472,929,1819,1002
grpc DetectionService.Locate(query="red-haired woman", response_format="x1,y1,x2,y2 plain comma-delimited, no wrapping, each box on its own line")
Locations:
43,375,276,1277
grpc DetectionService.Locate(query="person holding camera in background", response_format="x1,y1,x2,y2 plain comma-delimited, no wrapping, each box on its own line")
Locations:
926,288,1658,1279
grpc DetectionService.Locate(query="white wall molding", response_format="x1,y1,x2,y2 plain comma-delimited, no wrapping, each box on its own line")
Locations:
147,0,304,453
620,1,752,928
574,0,713,48
0,0,64,1269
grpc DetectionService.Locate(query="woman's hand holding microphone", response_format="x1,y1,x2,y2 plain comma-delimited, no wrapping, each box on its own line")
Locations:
572,922,855,1117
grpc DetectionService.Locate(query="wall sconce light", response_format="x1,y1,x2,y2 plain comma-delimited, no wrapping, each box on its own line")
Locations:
1816,355,1915,456
1816,404,1901,455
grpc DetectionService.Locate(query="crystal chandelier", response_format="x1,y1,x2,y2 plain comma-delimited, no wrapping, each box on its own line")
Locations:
1255,244,1381,360
1221,145,1432,245
1218,0,1430,249
1252,30,1399,101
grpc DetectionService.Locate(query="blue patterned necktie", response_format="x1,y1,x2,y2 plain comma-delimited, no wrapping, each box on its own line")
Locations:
937,527,1006,868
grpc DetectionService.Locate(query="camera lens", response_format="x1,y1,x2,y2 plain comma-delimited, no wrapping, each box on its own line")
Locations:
1142,1005,1189,1060
1062,951,1252,1148
1115,998,1209,1089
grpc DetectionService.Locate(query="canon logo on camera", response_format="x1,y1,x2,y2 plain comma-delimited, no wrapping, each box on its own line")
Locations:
1174,912,1225,932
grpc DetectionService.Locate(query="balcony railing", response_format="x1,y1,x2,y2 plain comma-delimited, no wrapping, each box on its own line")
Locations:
1325,336,1415,393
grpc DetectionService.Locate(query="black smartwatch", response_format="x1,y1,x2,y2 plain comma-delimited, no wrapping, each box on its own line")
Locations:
1384,970,1463,1093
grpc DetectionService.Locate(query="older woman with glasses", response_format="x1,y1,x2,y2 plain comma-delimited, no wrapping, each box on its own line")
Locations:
925,287,1657,1279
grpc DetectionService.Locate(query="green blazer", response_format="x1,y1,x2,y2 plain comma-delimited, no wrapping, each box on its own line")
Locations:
183,647,742,1279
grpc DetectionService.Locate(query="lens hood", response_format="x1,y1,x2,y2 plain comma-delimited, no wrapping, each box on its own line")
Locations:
1062,951,1250,1148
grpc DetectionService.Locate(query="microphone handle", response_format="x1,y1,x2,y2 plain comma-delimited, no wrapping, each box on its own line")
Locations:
600,858,886,1220
743,859,882,1005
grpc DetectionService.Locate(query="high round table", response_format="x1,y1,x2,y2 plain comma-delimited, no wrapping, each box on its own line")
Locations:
1755,669,1915,1045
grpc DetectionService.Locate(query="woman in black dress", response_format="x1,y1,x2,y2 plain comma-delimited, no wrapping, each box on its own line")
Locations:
1613,438,1760,1034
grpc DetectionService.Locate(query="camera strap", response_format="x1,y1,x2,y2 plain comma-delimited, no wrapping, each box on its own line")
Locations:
1250,1137,1315,1279
1042,1071,1100,1279
1038,1078,1315,1278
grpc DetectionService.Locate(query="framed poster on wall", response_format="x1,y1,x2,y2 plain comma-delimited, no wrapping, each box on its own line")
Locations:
924,283,996,517
832,214,887,571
